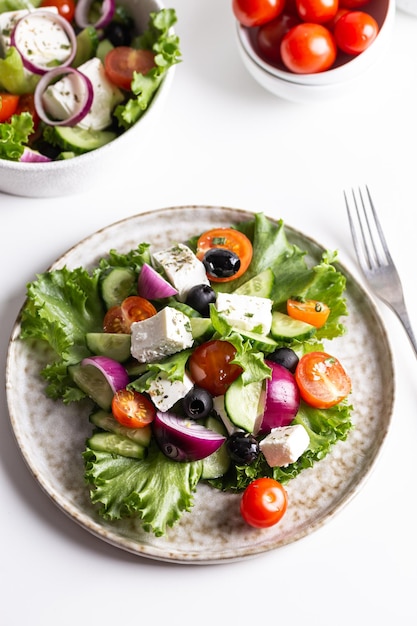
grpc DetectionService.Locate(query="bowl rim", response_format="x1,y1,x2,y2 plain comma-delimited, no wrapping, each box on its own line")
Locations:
236,0,394,86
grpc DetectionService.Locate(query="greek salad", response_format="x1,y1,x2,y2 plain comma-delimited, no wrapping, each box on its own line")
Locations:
20,213,353,536
0,0,180,162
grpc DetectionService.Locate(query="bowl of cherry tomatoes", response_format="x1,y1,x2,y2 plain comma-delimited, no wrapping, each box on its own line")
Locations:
0,0,179,197
234,0,394,101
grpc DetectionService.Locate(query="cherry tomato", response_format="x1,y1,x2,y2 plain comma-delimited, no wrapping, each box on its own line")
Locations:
295,351,351,409
196,227,253,283
188,340,243,396
0,93,19,122
334,10,378,55
295,0,338,24
232,0,286,27
287,298,330,328
104,47,156,91
327,7,350,30
240,477,288,528
280,23,336,74
112,388,156,428
339,0,371,8
256,12,300,65
40,0,75,21
103,296,157,333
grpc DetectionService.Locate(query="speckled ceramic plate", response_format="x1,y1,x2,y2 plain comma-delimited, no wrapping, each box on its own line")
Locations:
6,206,394,564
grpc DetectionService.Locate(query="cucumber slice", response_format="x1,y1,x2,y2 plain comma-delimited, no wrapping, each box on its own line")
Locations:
234,268,274,298
201,417,230,479
270,311,316,341
235,328,278,353
51,126,117,154
87,432,147,459
90,410,152,446
224,377,265,434
190,317,213,341
96,38,114,63
86,332,131,362
69,362,114,410
100,267,137,308
73,27,99,67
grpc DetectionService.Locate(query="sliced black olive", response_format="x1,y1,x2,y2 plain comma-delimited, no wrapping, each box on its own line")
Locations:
185,284,217,317
268,347,299,373
183,386,213,419
203,248,241,279
226,431,260,465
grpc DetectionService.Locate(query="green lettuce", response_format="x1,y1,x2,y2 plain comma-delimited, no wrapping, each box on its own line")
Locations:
0,111,33,160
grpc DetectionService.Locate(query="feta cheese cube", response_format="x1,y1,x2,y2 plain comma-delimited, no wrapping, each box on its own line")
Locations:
215,292,273,334
42,58,124,131
152,243,209,302
131,306,194,363
147,372,194,412
260,424,310,467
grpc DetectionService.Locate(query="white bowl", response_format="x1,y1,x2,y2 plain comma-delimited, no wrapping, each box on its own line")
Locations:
236,0,394,101
0,0,175,197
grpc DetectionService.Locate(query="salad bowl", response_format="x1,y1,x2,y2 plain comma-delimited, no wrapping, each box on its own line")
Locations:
6,205,395,563
0,0,176,197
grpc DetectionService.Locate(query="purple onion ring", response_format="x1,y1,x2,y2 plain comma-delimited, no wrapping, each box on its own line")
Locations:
74,0,116,30
34,67,94,127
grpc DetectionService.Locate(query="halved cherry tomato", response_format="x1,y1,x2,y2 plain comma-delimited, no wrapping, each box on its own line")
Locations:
287,298,330,328
188,339,243,396
196,227,253,283
104,47,156,91
40,0,75,21
334,10,379,55
281,23,337,74
0,93,19,122
112,388,156,428
240,477,288,528
232,0,286,27
295,351,351,409
295,0,339,24
103,296,157,333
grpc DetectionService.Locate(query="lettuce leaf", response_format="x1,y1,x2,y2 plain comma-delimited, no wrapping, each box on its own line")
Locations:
83,441,202,536
0,111,33,160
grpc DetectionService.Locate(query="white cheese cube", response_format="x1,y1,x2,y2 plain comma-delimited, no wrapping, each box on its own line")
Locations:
147,372,194,412
131,306,194,363
42,57,124,131
215,292,273,334
260,424,310,467
152,243,209,302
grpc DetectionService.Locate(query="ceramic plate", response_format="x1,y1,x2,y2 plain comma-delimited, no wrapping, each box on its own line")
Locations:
6,206,394,564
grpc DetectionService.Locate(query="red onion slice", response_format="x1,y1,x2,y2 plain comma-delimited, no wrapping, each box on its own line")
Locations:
137,263,178,299
81,356,130,394
74,0,116,30
34,66,94,127
11,10,77,75
20,148,52,162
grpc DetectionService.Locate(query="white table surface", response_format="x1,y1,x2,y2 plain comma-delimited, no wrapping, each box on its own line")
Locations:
1,2,417,624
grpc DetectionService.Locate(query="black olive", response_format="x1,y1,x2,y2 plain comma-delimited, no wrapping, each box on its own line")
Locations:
226,431,260,465
182,386,213,419
185,284,217,317
105,22,132,47
203,248,241,279
268,347,299,373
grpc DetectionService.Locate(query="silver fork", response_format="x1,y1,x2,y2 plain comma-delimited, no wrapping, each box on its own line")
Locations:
344,185,417,358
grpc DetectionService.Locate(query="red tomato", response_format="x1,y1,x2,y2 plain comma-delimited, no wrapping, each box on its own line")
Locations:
334,11,378,55
280,23,337,74
112,388,156,428
287,298,330,328
196,227,253,283
327,7,350,29
240,478,288,528
295,351,351,409
103,296,157,333
232,0,286,27
40,0,75,21
0,93,19,122
295,0,339,24
255,12,300,65
104,47,156,91
188,340,243,396
339,0,371,7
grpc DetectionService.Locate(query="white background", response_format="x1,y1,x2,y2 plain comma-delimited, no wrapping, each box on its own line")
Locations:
1,1,417,624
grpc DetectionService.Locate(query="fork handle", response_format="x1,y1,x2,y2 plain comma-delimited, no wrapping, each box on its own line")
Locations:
392,305,417,359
